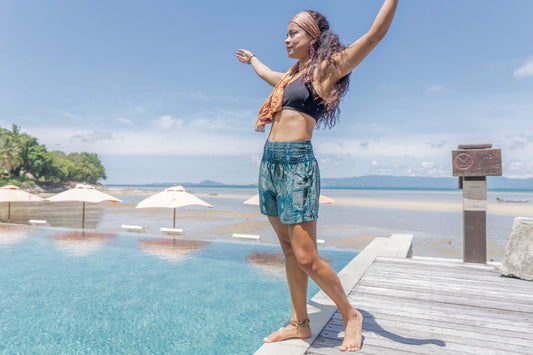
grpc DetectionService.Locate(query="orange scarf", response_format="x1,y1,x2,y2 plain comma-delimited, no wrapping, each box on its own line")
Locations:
255,63,300,132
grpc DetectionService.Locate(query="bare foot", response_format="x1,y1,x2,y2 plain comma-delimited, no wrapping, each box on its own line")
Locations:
339,308,363,352
263,321,311,343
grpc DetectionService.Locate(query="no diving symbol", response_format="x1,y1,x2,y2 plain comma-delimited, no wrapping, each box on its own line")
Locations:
454,153,474,170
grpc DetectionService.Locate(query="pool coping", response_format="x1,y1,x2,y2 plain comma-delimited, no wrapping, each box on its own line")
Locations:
254,233,413,355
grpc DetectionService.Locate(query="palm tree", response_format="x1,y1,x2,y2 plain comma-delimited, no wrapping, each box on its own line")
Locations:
0,125,23,177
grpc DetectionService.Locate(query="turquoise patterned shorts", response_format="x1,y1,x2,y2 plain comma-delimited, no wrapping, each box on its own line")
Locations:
258,141,320,224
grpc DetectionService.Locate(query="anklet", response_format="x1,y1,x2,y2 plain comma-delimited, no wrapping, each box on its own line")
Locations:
290,318,310,329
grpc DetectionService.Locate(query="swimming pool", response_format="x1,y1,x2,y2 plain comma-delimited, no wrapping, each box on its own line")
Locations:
0,225,357,354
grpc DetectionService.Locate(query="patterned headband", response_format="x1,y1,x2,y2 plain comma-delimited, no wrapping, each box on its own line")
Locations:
290,12,321,40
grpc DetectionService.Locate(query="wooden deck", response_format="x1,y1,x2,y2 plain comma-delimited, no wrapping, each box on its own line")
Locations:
306,257,533,354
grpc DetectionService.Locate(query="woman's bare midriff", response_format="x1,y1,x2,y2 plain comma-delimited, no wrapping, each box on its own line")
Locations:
267,110,316,142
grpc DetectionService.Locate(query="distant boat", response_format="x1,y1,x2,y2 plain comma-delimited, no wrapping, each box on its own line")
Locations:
496,197,530,203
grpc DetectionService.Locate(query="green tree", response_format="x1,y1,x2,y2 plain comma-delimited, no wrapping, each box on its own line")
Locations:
68,152,107,184
50,151,75,182
0,125,23,177
15,133,39,178
26,145,64,181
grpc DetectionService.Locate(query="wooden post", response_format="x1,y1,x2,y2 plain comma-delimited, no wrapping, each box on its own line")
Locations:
452,144,502,264
463,176,487,263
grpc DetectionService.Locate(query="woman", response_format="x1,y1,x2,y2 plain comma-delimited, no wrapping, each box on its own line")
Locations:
236,1,397,351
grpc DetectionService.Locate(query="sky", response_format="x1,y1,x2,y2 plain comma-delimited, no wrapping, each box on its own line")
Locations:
1,0,532,185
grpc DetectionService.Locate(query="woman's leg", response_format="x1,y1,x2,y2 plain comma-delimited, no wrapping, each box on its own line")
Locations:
263,216,312,342
289,220,363,352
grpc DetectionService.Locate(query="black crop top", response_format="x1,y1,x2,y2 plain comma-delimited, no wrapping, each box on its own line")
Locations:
282,76,326,120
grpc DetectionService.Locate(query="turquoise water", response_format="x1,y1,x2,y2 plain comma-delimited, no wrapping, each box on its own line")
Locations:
0,226,357,354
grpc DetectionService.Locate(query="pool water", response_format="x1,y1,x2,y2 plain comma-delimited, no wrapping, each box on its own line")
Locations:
0,226,357,354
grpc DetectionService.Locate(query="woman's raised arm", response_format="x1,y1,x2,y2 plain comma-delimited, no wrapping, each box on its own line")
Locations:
322,0,398,86
236,49,285,87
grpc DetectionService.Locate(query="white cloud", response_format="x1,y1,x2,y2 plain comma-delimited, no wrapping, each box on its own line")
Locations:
504,160,533,178
514,57,533,79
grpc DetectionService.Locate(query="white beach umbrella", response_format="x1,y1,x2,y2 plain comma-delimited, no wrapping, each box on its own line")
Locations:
243,193,336,205
0,184,44,222
136,185,213,228
47,183,122,229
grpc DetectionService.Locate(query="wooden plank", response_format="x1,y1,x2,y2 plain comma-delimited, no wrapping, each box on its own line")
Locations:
361,274,533,299
361,272,533,295
353,306,533,341
348,291,533,325
353,331,501,354
321,311,533,354
365,317,533,351
367,263,501,280
364,267,533,292
327,307,533,342
374,257,499,272
372,264,499,280
357,275,533,303
324,318,533,350
353,281,533,315
321,311,533,352
349,292,533,335
368,262,528,285
371,260,503,277
351,283,533,313
307,339,425,355
317,326,532,355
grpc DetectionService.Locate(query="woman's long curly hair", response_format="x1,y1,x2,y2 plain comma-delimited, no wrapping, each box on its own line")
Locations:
303,10,350,129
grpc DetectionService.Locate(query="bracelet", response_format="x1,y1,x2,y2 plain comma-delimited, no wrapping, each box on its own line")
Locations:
247,54,256,64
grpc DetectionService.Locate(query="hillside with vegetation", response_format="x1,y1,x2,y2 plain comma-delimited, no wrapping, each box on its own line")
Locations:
0,125,106,190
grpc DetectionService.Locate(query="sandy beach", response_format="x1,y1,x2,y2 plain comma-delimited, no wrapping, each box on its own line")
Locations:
1,186,532,262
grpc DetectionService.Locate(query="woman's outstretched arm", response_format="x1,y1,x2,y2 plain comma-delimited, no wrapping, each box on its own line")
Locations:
321,0,398,87
236,49,285,87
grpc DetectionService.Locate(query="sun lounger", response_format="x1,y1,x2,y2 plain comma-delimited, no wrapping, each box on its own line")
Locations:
160,227,184,235
121,224,144,232
29,219,48,226
232,233,260,241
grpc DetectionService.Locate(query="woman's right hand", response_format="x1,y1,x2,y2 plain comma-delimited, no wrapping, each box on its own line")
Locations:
236,49,255,64
236,49,283,86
